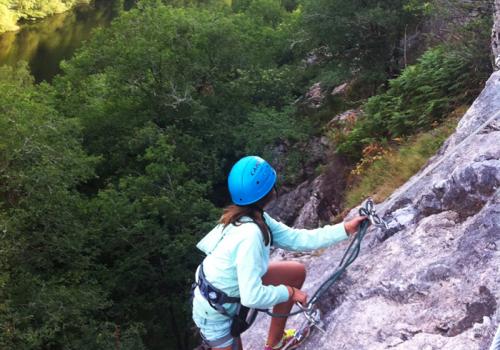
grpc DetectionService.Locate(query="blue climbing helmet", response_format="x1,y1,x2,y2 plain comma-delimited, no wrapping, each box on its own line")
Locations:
228,156,277,206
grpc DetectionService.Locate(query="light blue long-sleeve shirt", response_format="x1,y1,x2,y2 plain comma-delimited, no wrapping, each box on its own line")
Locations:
192,212,348,321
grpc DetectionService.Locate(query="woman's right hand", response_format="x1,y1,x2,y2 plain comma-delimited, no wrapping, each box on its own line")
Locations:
287,286,308,305
344,215,368,235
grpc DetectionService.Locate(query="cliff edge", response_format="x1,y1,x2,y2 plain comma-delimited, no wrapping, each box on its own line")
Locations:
242,3,500,349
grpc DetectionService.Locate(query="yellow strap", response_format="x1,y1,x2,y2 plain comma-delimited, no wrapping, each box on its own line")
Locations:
269,329,297,349
283,329,296,338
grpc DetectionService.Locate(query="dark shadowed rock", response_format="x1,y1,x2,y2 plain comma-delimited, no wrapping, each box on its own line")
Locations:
331,83,348,97
268,136,330,189
302,82,324,109
267,155,348,229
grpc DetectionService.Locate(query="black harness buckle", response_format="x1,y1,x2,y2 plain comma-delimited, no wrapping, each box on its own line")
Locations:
198,265,240,307
196,264,258,337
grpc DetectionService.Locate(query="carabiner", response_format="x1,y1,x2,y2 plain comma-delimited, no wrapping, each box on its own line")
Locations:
359,198,388,229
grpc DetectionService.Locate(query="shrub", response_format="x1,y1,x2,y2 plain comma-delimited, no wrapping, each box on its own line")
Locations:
344,107,466,208
336,16,492,161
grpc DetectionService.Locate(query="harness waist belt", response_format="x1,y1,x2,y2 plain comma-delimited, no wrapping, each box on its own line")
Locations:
197,264,240,306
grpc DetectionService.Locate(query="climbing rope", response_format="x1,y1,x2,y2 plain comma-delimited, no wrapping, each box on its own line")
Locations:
264,198,386,320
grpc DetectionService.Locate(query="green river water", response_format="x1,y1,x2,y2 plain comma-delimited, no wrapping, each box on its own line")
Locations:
0,0,129,82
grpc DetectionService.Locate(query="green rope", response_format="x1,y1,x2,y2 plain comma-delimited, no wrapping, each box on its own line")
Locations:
264,199,380,318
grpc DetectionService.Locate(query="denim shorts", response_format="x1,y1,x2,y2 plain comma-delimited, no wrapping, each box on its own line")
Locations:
193,313,233,348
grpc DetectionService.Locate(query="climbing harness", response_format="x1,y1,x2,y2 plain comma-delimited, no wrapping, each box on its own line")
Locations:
196,266,259,338
195,264,259,349
197,264,241,317
194,217,269,349
265,198,387,347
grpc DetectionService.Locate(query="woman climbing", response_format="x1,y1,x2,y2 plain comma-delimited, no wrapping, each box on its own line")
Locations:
192,155,367,350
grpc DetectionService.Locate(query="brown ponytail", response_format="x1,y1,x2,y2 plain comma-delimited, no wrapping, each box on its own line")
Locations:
219,189,275,246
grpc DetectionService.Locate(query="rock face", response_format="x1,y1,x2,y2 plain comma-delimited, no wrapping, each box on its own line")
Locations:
493,0,500,69
269,136,330,186
242,56,500,350
267,155,348,229
302,82,325,109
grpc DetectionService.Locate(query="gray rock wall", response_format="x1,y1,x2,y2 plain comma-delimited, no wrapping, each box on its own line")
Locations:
242,51,500,350
494,0,500,68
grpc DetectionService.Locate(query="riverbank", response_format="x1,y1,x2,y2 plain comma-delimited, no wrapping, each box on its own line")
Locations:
0,0,92,34
0,0,121,82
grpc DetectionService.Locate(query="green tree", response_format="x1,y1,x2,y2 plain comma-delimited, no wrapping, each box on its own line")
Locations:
53,2,303,192
336,31,492,160
50,3,307,348
0,63,107,349
300,0,426,90
0,63,219,349
85,127,218,349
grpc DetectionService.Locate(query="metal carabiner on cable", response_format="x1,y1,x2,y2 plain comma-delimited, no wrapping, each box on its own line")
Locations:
295,302,313,314
359,198,388,229
294,303,326,335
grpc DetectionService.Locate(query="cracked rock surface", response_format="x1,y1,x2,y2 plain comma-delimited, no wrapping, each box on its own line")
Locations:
242,69,500,349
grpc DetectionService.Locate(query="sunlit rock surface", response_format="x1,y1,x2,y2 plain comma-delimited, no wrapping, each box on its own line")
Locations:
493,0,500,68
243,59,500,350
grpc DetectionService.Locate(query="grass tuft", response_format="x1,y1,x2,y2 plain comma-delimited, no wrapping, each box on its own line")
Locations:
344,106,468,208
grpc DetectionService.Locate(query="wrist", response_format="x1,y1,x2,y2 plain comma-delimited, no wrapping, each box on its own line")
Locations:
344,222,352,235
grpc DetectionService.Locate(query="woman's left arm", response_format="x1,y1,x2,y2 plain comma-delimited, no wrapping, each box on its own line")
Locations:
265,213,365,251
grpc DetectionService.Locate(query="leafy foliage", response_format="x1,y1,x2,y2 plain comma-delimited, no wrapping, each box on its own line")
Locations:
53,2,305,191
85,128,218,349
0,63,104,349
300,0,426,89
344,107,465,207
336,29,492,160
0,63,218,349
